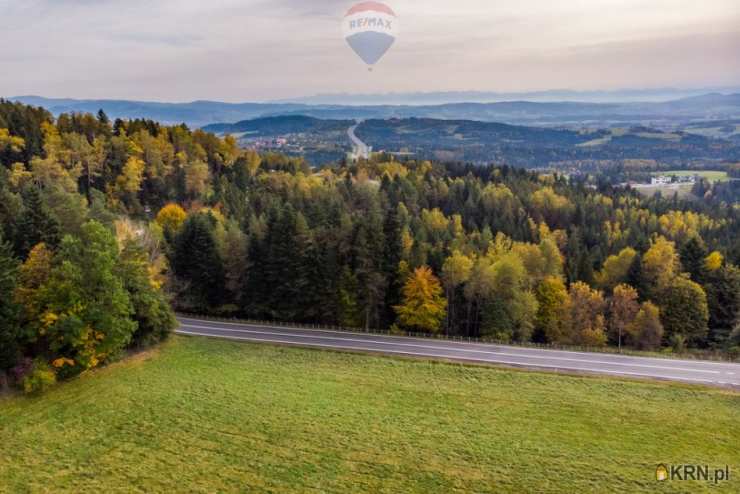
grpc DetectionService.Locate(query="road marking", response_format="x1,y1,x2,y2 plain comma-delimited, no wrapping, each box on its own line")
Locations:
176,330,719,385
179,323,722,374
178,317,739,369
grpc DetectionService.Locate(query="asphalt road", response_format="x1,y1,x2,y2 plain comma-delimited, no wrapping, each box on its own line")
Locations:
177,317,740,388
347,121,370,159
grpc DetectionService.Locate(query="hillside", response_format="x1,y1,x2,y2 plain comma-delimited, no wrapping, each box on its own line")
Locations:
2,99,739,399
1,335,738,493
10,93,740,129
202,114,740,168
203,115,352,135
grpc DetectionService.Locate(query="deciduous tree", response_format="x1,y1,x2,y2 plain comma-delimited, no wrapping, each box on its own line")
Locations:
394,266,447,334
564,282,607,347
535,275,568,343
659,276,709,346
632,302,663,350
29,222,137,373
608,284,640,349
595,247,637,292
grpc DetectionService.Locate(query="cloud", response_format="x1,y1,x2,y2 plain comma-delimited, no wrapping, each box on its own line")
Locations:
0,0,738,101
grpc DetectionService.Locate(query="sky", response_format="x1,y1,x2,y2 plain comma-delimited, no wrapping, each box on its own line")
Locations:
1,0,739,102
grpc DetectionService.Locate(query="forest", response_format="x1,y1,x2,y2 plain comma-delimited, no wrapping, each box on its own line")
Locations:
1,99,739,391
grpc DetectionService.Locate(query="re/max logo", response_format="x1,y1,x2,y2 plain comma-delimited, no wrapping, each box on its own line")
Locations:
657,464,731,483
349,18,393,30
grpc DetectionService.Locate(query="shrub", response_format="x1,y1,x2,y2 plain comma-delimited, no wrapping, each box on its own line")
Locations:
669,334,687,353
22,359,57,394
10,357,33,387
632,302,664,351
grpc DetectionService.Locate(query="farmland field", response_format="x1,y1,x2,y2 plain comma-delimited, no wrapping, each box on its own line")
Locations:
1,336,738,493
652,170,730,182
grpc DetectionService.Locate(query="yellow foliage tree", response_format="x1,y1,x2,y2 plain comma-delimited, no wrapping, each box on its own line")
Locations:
14,243,54,320
8,163,33,191
642,236,680,295
185,160,210,198
705,251,724,272
394,266,447,333
0,128,25,153
564,282,607,347
156,203,188,234
595,247,637,291
116,157,146,194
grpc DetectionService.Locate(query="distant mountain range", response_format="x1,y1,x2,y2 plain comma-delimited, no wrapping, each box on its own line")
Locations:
8,93,740,129
274,88,740,105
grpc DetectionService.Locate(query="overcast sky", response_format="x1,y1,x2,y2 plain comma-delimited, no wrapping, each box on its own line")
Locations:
1,0,739,101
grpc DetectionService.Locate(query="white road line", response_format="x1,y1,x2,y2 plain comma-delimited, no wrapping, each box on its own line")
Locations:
178,317,739,369
179,324,722,375
176,330,720,385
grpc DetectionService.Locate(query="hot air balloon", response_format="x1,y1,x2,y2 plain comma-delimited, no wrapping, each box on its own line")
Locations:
342,2,398,68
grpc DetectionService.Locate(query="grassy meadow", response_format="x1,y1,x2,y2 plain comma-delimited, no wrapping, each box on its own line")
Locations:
652,170,730,182
1,336,738,493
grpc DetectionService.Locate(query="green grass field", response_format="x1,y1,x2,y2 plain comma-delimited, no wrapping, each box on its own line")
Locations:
652,170,730,182
1,336,738,493
634,183,695,199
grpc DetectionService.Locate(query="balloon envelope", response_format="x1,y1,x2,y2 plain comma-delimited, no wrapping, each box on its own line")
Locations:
343,2,398,66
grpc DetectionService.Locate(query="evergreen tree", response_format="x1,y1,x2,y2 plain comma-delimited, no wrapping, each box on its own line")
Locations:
381,206,403,326
171,213,225,310
565,227,584,283
679,237,708,283
352,211,386,330
626,254,647,301
96,109,110,126
704,265,740,347
0,233,21,370
14,187,61,258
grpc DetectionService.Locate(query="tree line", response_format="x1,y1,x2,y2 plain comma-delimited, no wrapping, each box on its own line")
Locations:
1,100,739,393
1,101,176,392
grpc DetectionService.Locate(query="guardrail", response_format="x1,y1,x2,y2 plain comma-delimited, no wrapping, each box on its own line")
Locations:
175,312,739,363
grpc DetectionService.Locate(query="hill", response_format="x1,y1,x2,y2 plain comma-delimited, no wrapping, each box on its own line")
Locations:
202,114,740,168
10,93,740,129
203,115,352,135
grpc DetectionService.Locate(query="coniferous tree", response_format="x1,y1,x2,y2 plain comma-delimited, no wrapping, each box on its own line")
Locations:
381,206,403,326
394,266,447,334
704,265,740,347
352,211,386,330
171,213,225,310
14,187,61,258
0,233,21,370
680,237,708,283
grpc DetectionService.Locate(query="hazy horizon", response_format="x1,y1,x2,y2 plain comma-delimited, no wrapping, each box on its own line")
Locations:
2,0,739,102
9,86,740,107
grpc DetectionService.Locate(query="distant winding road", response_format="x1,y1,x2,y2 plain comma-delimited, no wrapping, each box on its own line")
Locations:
348,120,371,159
177,317,740,388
